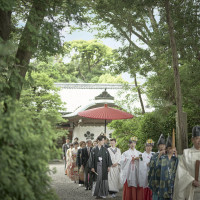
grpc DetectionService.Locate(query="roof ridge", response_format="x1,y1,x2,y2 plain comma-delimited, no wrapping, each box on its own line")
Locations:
54,83,135,89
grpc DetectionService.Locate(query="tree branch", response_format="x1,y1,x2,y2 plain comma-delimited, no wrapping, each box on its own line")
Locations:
148,7,158,31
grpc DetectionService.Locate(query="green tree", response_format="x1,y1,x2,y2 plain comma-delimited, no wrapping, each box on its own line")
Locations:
109,110,176,153
98,73,126,84
20,72,66,125
20,72,68,150
63,40,115,82
88,0,200,152
0,0,87,101
0,100,59,200
31,40,118,83
32,56,78,83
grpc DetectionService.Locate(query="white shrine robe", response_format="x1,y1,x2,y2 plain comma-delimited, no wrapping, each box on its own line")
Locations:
119,148,141,187
138,151,153,188
173,147,200,200
108,147,122,192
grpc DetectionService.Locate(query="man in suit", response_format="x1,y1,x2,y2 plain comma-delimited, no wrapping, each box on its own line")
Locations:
62,138,70,173
101,134,110,148
81,139,93,190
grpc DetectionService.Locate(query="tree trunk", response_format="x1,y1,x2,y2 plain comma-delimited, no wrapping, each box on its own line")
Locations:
0,9,12,41
7,0,47,100
133,73,145,114
127,26,145,114
165,0,188,154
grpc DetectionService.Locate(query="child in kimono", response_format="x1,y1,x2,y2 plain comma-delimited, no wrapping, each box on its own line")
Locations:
138,139,155,200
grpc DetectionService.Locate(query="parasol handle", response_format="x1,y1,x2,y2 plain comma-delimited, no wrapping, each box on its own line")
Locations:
172,128,176,149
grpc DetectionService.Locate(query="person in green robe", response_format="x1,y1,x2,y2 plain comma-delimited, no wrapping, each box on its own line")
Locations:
148,134,166,200
156,135,179,200
89,135,112,199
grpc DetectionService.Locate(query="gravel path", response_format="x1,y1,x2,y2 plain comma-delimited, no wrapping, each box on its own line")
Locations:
49,162,123,200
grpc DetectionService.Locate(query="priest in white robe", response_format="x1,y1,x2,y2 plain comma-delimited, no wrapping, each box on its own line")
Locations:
120,136,144,200
173,125,200,200
108,138,122,198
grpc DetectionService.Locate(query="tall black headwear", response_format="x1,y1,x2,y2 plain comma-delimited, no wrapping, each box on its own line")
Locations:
157,134,166,146
166,136,172,148
192,125,200,137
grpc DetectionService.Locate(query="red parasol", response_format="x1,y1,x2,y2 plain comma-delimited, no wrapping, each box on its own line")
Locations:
78,104,134,133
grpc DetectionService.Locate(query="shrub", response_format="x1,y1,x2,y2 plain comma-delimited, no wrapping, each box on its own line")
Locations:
0,100,59,200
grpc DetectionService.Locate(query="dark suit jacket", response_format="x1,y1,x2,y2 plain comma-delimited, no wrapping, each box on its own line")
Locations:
76,148,82,167
62,143,70,157
81,147,92,167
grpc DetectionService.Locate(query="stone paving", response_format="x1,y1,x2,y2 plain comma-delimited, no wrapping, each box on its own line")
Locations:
49,162,122,200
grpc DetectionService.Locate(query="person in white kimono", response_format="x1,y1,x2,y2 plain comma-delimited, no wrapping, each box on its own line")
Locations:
108,138,122,198
120,136,144,200
138,139,154,200
173,125,200,200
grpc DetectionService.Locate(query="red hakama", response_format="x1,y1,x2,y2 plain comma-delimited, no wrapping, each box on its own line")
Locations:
144,187,152,200
123,181,144,200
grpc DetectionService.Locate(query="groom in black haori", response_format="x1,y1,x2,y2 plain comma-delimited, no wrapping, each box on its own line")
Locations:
89,135,112,199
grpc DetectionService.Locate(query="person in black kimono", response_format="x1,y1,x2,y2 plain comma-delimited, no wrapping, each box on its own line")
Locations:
76,141,86,186
89,135,112,199
81,139,93,190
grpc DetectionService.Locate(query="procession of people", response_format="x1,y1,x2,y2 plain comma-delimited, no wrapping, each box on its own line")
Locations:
62,126,200,200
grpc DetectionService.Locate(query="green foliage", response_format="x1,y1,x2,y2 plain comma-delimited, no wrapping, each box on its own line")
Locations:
98,73,127,83
109,110,176,153
32,40,120,83
109,118,140,153
63,39,116,82
20,72,68,150
0,100,59,200
88,0,200,150
32,56,78,82
20,72,65,124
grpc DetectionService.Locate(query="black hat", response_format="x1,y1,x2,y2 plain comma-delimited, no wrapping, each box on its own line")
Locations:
192,126,200,137
157,134,165,146
166,136,172,148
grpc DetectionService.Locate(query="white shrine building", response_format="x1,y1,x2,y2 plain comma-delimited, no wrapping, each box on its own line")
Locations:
55,83,149,142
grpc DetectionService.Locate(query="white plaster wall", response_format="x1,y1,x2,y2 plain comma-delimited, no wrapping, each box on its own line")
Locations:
72,125,114,142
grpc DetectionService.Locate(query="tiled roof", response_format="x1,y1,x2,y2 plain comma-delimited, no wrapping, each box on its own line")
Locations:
54,83,134,89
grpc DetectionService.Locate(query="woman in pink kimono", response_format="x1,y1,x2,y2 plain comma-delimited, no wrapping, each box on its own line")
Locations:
65,143,74,177
70,142,79,183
